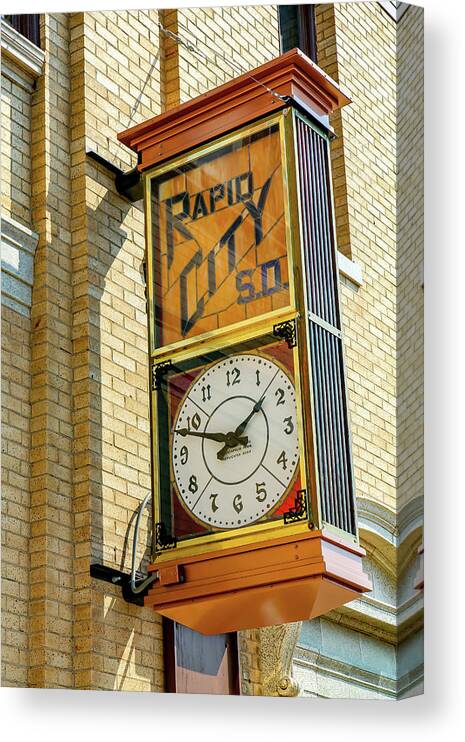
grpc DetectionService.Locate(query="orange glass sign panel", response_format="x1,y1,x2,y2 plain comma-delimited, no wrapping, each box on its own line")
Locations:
150,123,290,348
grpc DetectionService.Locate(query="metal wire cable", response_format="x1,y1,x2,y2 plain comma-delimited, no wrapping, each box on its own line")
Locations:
126,18,288,128
158,19,288,105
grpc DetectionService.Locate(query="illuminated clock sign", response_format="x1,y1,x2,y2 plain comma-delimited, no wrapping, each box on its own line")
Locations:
119,51,371,634
149,121,292,348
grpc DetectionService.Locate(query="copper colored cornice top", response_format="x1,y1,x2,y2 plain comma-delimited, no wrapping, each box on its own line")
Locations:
118,49,351,172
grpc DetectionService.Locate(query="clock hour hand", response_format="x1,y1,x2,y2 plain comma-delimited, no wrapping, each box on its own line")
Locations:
234,395,266,437
217,397,265,459
216,431,250,461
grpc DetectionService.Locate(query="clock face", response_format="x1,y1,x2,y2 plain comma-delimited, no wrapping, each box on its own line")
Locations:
171,353,300,529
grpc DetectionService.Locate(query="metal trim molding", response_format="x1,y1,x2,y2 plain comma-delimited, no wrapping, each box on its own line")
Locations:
1,213,39,316
1,18,45,79
378,1,411,22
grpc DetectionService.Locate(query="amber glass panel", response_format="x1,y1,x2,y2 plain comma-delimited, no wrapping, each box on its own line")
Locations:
150,124,290,348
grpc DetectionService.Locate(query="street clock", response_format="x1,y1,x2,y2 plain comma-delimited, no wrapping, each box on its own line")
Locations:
119,50,371,634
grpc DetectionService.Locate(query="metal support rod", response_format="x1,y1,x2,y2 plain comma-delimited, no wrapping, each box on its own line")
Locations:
90,493,158,604
130,492,158,594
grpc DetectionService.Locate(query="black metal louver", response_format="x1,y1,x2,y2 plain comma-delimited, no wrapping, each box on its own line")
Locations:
296,114,357,536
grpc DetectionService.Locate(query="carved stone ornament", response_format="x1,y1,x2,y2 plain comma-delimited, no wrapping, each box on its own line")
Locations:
259,621,302,696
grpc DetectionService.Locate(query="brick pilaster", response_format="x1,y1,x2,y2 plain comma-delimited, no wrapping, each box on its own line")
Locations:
28,13,74,688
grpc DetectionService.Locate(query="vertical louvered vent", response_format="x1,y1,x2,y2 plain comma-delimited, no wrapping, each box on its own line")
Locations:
296,115,356,536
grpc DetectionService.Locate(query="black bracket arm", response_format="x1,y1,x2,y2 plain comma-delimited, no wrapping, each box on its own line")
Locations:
86,148,143,203
90,563,149,605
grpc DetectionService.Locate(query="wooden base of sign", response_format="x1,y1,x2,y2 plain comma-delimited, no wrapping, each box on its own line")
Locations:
145,529,371,635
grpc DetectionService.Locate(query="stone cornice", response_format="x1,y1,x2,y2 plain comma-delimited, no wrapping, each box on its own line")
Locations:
357,496,423,548
1,18,44,80
357,498,397,540
397,496,424,540
293,645,398,697
327,591,424,645
338,251,363,287
293,644,423,698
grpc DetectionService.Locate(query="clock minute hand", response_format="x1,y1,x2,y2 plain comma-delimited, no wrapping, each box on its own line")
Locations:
174,428,249,447
174,428,228,443
234,395,266,437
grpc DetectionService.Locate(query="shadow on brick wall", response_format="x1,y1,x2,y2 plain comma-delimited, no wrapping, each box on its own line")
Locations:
77,161,163,692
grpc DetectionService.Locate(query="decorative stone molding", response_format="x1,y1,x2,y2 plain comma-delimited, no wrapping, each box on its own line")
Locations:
414,543,424,591
327,589,423,644
1,213,39,316
259,622,302,697
378,2,410,22
357,496,423,549
294,643,398,698
338,251,363,287
397,496,423,543
357,497,397,544
1,18,45,81
294,624,423,699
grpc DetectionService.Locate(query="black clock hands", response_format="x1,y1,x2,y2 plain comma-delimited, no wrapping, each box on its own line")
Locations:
174,428,248,446
174,396,266,461
217,396,266,460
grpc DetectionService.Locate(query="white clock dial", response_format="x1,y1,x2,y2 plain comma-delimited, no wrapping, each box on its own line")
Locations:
171,352,300,529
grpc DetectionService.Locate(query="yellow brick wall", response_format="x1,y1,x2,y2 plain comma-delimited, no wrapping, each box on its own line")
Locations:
159,9,181,110
239,629,262,695
317,2,398,511
175,5,280,101
315,4,352,258
69,10,164,690
1,42,37,690
1,307,32,686
397,6,424,513
1,59,33,226
28,12,75,689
